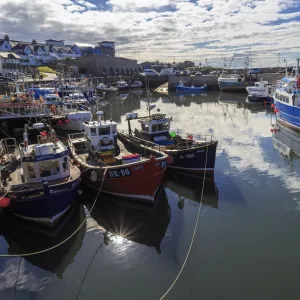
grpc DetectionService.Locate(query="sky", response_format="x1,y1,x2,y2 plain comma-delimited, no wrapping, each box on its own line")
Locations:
0,0,300,67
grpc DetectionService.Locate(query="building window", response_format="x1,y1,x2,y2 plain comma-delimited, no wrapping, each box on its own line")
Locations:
39,160,59,177
27,164,36,178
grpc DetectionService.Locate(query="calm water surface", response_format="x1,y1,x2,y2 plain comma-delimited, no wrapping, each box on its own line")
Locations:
1,90,300,300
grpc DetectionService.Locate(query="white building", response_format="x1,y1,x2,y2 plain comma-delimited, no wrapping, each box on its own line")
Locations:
0,52,21,77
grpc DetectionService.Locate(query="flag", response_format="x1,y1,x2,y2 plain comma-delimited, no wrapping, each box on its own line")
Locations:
149,104,156,111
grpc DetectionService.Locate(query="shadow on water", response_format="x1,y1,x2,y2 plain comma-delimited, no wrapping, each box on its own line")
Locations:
82,184,171,254
0,203,86,276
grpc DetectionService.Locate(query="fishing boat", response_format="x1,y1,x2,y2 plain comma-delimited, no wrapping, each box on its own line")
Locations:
246,80,273,103
68,111,168,203
175,81,207,92
218,55,249,92
273,59,300,130
53,102,92,131
96,83,118,94
120,110,218,176
130,81,143,89
0,123,81,225
116,80,129,90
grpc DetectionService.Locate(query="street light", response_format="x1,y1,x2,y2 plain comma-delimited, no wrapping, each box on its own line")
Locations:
284,59,288,75
277,53,280,72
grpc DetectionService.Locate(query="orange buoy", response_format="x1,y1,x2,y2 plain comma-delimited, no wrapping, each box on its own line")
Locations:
271,104,275,108
0,197,10,208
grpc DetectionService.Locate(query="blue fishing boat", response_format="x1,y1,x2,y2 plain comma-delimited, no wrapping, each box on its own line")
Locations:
273,59,300,130
0,123,81,225
121,112,218,177
175,81,207,92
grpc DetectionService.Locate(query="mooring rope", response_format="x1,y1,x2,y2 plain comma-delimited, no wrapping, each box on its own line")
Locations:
158,142,210,300
0,168,107,257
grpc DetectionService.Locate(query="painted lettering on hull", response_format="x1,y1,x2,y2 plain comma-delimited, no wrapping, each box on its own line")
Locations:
180,153,195,159
108,168,131,178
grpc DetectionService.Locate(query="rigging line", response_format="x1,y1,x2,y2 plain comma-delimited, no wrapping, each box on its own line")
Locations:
158,142,210,300
13,257,22,298
0,168,108,258
75,242,105,300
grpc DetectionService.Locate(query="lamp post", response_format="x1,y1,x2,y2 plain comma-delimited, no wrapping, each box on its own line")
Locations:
284,59,287,75
277,53,280,73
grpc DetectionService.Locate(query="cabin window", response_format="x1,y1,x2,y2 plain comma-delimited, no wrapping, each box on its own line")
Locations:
91,128,97,136
39,160,60,177
27,164,36,178
152,124,158,132
142,124,149,132
111,124,117,134
62,157,68,172
98,127,110,135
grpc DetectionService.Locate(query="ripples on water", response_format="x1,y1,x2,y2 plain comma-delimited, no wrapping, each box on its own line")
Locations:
1,90,300,300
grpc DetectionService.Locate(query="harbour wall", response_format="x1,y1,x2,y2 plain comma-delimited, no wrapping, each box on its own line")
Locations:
168,73,284,91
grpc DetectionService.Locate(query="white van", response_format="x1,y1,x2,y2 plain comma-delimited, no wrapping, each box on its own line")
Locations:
160,68,174,76
141,69,160,76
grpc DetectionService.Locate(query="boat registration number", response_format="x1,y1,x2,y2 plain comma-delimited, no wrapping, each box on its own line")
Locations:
180,153,195,159
108,168,131,178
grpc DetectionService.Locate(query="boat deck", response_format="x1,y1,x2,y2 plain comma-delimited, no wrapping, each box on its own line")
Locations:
1,162,80,192
72,137,142,167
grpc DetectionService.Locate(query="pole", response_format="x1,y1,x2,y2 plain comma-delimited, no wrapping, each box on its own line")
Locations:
277,53,280,72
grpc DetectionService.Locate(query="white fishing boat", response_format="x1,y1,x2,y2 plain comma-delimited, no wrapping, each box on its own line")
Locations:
53,103,92,131
116,80,129,90
130,81,143,88
246,80,273,103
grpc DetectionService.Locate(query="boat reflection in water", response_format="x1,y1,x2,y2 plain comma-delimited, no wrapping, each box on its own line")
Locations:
164,173,219,209
85,185,171,254
0,202,86,277
273,122,300,157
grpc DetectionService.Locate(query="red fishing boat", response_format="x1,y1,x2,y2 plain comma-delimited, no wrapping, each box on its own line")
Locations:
68,111,168,203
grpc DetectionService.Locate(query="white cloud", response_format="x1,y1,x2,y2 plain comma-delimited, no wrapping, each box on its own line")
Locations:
0,0,299,66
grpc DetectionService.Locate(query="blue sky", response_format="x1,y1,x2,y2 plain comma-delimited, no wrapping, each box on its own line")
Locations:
0,0,300,67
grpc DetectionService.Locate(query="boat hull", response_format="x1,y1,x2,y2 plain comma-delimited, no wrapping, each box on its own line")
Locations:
165,142,217,175
77,159,167,203
120,132,217,176
247,95,273,103
175,86,207,91
7,177,81,225
218,81,247,92
274,99,300,130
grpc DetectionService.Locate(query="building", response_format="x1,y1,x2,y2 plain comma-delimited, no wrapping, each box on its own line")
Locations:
72,41,115,57
0,35,116,67
97,41,115,57
63,55,140,77
0,52,21,77
72,43,95,56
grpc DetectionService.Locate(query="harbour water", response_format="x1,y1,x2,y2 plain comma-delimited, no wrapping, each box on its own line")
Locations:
1,90,300,300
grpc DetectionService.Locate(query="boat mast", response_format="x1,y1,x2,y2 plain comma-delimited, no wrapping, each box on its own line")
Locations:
296,58,300,77
227,53,235,73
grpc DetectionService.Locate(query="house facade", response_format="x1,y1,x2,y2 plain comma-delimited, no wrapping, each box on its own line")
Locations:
0,36,116,67
0,52,21,77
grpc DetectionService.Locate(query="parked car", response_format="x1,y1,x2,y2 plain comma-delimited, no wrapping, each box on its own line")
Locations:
180,70,190,76
195,72,202,76
141,69,160,77
173,71,181,76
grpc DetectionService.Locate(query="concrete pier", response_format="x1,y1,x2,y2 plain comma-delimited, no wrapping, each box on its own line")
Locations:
168,73,284,91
